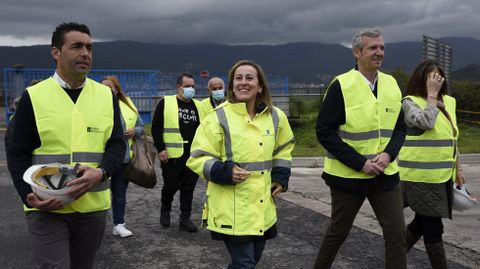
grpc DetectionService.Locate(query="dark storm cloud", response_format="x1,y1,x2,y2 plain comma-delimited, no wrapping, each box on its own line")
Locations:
1,0,479,46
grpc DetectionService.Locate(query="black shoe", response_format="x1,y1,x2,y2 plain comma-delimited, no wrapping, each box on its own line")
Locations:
160,209,170,228
179,219,198,233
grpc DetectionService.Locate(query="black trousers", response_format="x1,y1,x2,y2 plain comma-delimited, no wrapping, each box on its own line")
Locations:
160,158,198,213
407,214,444,244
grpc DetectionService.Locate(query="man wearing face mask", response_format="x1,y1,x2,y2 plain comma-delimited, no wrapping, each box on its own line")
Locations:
152,73,203,232
200,77,226,116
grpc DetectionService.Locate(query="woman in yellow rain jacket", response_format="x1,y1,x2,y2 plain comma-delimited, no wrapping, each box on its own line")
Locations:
187,60,295,268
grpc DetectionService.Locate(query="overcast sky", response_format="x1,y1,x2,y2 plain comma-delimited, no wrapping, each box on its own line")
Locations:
1,0,479,47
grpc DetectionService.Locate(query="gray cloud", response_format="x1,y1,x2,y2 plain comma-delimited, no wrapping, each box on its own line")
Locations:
0,0,479,46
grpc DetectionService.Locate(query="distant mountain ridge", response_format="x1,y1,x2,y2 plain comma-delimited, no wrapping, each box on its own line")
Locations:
1,37,479,83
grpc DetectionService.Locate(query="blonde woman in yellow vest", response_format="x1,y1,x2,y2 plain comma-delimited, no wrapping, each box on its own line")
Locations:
7,23,125,269
399,59,464,268
152,73,203,233
102,76,144,238
187,60,295,269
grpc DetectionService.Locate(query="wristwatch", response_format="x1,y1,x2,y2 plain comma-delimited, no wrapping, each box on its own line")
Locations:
98,166,109,182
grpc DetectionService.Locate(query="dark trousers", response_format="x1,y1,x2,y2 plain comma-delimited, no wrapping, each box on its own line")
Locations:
224,239,267,269
26,210,107,269
314,184,406,269
160,158,198,213
111,163,129,225
407,214,444,244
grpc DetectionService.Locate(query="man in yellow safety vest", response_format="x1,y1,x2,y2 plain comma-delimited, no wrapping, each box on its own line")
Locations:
314,28,407,269
6,22,125,269
151,73,203,232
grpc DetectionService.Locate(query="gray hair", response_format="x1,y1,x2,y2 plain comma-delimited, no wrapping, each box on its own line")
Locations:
352,28,383,50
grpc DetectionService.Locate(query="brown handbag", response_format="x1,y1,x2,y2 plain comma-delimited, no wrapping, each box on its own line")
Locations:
124,135,157,188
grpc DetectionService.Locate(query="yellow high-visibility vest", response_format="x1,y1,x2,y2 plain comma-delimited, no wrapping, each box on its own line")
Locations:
163,95,202,158
199,97,215,117
398,95,458,183
119,97,139,159
26,77,114,213
323,69,401,178
187,102,295,236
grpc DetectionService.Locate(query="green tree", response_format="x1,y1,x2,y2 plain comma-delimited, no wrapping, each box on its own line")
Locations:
388,68,410,94
451,80,480,111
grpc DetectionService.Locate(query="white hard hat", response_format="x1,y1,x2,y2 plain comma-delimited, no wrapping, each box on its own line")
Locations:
23,163,81,205
452,184,479,212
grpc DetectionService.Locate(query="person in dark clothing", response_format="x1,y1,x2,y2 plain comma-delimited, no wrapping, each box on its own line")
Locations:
151,73,202,233
4,80,41,153
313,28,407,269
6,22,124,269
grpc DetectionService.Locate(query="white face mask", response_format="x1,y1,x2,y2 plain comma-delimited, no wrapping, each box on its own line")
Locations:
182,87,195,100
211,89,225,101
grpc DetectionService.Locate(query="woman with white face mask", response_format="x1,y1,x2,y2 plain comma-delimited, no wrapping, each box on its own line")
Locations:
199,76,226,116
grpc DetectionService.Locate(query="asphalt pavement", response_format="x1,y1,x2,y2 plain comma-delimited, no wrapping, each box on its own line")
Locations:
1,130,478,268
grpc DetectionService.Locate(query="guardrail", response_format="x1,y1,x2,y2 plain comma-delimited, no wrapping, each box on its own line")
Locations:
457,109,480,125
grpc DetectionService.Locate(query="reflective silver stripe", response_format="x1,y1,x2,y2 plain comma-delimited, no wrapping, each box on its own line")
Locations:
216,108,233,161
190,150,220,159
89,181,109,192
239,161,273,171
272,108,279,140
273,159,292,168
403,139,454,147
164,128,180,133
72,152,103,163
380,129,393,137
165,143,184,148
338,129,393,140
273,138,295,156
398,160,454,169
326,151,376,160
32,154,70,164
204,158,217,181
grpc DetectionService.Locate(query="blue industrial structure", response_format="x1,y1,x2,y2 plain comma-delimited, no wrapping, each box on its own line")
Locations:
3,67,289,124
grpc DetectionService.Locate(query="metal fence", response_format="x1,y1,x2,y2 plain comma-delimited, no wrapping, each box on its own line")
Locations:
4,67,289,124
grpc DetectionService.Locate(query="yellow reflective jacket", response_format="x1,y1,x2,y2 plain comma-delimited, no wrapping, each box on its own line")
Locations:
398,95,458,183
187,101,295,236
26,77,114,213
323,69,401,179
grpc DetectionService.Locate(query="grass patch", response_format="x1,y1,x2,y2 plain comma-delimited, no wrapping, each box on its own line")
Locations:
457,122,480,153
291,111,326,157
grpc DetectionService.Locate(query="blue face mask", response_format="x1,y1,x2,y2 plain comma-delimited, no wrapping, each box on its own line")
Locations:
211,89,225,101
182,87,195,100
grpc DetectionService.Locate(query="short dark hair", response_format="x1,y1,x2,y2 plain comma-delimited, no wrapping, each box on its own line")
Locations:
51,22,90,49
405,59,448,98
176,73,194,86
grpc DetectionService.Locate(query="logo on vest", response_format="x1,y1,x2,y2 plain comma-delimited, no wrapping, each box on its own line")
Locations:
385,108,396,113
87,127,103,133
